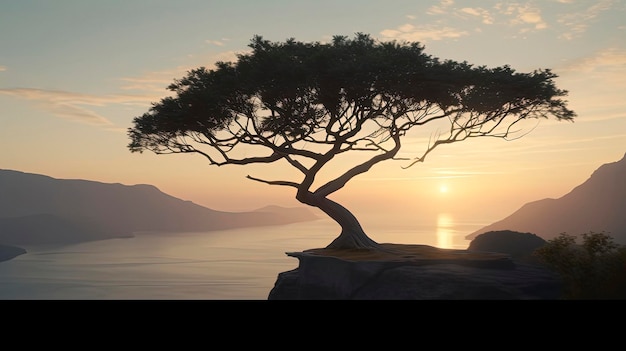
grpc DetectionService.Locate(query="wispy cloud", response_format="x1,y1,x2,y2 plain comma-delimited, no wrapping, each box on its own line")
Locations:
119,50,240,93
356,169,506,182
557,0,615,40
0,88,155,128
559,47,626,76
552,48,626,132
0,65,6,71
118,69,186,93
459,7,494,25
0,50,242,130
356,175,488,182
427,0,455,15
507,133,626,159
433,169,506,177
386,1,556,43
380,24,469,42
205,39,226,46
495,3,548,32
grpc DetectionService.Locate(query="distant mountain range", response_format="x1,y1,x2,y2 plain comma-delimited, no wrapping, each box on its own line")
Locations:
467,152,626,245
0,169,319,246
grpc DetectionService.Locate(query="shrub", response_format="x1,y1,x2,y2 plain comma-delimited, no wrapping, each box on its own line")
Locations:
468,230,547,263
533,231,626,299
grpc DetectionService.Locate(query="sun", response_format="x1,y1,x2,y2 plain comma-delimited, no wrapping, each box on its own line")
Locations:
439,184,449,194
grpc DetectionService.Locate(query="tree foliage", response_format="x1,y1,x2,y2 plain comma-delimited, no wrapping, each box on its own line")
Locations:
534,232,626,299
128,33,576,250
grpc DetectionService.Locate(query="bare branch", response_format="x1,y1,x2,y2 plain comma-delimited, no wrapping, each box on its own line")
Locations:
246,175,300,188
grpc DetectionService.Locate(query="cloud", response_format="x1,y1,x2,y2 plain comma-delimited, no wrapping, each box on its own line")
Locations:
0,49,244,131
433,169,506,177
523,133,626,153
355,174,499,182
560,47,626,74
459,7,494,24
120,51,240,93
552,47,626,131
380,24,469,42
391,1,552,42
0,88,155,127
427,0,455,15
0,65,6,71
557,0,615,40
205,40,225,46
497,3,548,31
461,8,480,16
519,9,545,27
118,69,186,93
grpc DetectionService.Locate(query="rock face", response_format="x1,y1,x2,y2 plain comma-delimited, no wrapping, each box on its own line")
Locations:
268,245,562,300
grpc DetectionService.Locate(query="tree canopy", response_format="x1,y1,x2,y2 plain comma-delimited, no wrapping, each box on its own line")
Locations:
128,33,575,250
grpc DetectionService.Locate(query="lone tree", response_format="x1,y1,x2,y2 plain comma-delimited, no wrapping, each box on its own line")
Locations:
128,33,575,250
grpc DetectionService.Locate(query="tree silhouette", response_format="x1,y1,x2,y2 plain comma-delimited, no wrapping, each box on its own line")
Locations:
128,34,575,250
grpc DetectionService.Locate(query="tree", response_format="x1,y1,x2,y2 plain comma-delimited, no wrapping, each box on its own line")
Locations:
128,33,575,250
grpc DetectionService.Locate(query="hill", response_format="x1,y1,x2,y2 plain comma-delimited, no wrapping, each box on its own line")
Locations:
467,152,626,245
0,169,319,246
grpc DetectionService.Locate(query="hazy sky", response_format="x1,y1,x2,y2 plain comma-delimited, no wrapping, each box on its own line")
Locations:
1,0,625,225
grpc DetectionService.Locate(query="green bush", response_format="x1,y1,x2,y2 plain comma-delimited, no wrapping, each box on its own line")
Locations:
533,231,626,299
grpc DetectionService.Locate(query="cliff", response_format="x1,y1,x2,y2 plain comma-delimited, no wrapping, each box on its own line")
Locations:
268,244,561,300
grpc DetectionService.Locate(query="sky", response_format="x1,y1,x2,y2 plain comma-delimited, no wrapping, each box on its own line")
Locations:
1,0,625,227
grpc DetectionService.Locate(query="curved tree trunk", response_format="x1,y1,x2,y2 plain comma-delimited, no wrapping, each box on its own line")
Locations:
297,191,383,250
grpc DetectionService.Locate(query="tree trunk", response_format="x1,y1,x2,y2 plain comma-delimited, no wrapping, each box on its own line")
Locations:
297,192,383,250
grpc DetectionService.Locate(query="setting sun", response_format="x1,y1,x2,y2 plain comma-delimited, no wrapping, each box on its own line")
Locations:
439,185,449,194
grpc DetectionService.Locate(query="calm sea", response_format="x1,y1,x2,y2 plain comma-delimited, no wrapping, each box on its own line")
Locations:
0,215,484,300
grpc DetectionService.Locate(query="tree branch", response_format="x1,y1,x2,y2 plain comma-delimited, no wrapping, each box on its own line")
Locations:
315,133,402,197
246,175,300,188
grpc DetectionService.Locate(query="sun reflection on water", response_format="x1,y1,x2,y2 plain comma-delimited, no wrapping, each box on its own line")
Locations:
436,213,454,249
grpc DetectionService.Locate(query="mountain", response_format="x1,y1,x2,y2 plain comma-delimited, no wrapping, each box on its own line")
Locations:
466,152,626,245
0,169,319,246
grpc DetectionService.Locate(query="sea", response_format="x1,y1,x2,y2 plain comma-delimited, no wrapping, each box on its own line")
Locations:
0,214,486,300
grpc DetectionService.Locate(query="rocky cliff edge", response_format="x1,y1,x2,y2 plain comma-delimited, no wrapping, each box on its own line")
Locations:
268,244,562,300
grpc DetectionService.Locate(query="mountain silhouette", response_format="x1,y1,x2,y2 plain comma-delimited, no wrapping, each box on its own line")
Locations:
0,169,318,246
466,152,626,245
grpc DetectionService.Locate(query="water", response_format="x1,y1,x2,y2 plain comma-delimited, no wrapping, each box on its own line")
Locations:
0,215,483,300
